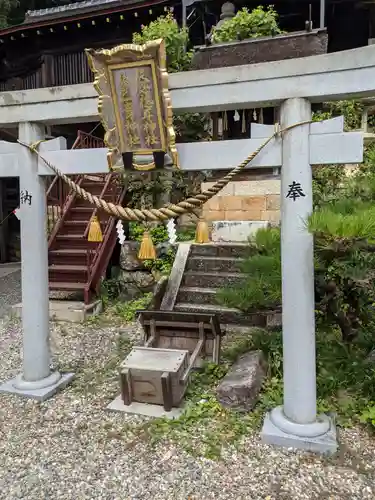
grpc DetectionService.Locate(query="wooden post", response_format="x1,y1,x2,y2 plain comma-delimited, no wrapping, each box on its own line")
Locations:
41,54,54,88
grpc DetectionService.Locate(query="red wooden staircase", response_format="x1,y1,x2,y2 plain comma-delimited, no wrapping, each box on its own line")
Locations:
47,131,126,304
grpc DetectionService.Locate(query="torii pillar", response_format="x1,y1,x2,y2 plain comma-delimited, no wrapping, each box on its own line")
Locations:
0,123,74,401
261,98,337,453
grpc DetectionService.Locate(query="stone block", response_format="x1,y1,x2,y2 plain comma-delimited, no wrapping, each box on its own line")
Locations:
233,180,280,196
120,242,144,271
266,194,281,211
242,195,267,211
211,221,269,242
225,210,262,221
261,411,338,455
119,270,155,301
0,372,75,402
202,182,234,196
261,210,281,223
217,350,267,412
12,300,102,323
204,210,226,221
219,195,243,211
204,196,221,211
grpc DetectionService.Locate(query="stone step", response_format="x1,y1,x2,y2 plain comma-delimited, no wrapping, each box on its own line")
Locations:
182,271,246,288
174,302,268,327
186,256,243,273
190,243,250,259
177,286,217,304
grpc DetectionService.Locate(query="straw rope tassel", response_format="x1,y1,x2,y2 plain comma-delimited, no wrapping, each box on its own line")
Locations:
138,231,156,260
195,218,210,244
88,215,103,242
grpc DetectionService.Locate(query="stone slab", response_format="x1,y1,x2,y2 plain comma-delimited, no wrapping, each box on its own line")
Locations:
217,350,267,412
261,412,338,455
161,243,191,311
107,395,185,419
212,221,269,242
0,372,74,402
11,299,102,322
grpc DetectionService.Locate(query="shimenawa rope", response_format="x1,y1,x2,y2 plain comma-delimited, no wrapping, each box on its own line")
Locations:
17,121,311,222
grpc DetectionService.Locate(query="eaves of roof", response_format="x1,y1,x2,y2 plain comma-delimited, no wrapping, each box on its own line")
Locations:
0,0,169,38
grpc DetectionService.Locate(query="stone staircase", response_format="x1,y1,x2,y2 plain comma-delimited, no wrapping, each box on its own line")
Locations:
162,243,281,329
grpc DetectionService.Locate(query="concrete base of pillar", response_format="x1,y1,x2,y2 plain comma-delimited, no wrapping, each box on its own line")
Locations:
11,299,102,323
0,372,74,402
107,394,184,419
261,406,338,455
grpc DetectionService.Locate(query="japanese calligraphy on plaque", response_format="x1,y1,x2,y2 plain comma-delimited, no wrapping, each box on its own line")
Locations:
86,39,179,171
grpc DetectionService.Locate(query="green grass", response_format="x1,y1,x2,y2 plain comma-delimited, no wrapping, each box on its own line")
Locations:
132,326,375,459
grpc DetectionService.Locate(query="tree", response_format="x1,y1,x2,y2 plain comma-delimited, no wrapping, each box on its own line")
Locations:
0,0,19,28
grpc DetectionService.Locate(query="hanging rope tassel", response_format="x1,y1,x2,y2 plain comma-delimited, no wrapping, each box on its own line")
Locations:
88,215,103,242
195,218,210,244
138,231,156,260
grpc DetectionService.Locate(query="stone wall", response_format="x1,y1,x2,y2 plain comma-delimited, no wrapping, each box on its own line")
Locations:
191,29,328,70
202,177,281,225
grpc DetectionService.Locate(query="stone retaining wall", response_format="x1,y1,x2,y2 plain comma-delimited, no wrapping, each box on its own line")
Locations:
202,178,281,224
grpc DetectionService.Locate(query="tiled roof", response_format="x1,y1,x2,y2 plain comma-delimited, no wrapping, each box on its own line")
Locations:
24,0,143,23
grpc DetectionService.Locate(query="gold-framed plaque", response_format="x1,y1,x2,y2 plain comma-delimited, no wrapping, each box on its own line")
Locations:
86,39,179,171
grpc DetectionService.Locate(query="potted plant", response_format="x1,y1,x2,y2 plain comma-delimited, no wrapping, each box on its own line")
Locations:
191,5,328,70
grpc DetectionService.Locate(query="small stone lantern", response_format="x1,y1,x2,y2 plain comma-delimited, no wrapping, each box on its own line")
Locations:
215,2,236,32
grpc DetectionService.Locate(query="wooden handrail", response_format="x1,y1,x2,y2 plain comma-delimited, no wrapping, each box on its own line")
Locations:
85,185,126,295
47,175,84,250
46,129,105,243
46,175,59,199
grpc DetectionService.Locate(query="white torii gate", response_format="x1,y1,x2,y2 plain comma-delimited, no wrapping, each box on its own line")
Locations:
0,44,373,454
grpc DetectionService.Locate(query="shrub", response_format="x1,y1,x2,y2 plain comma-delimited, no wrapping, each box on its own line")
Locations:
218,196,375,342
211,6,283,44
132,12,192,72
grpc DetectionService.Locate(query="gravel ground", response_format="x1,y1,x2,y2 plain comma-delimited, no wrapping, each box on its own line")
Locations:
0,268,21,317
0,314,375,499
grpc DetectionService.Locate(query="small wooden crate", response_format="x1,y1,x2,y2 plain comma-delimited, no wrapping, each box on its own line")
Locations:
120,347,189,411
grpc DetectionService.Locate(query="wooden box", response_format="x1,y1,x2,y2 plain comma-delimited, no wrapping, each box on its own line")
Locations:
120,347,189,411
138,310,224,367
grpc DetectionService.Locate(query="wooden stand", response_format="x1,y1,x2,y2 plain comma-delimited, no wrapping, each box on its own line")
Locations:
119,311,224,413
138,310,224,366
120,347,189,412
